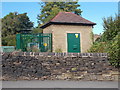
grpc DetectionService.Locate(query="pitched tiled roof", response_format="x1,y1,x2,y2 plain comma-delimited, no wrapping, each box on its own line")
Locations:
40,12,96,28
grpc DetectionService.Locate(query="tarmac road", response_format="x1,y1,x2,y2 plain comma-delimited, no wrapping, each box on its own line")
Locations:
1,80,119,89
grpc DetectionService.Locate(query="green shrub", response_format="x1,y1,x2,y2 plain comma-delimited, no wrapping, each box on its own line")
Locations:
106,34,120,67
2,35,16,46
88,34,120,67
27,45,40,52
55,48,62,53
88,42,107,53
89,15,120,67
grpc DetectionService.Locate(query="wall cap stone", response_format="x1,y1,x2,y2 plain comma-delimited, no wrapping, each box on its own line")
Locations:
1,52,108,57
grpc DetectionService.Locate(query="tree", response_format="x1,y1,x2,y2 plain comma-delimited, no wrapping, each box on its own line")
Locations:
32,27,43,34
101,15,120,41
37,2,82,24
88,15,120,67
2,12,33,46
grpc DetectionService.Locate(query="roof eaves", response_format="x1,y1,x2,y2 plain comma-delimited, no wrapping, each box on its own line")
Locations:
40,22,51,29
40,21,96,29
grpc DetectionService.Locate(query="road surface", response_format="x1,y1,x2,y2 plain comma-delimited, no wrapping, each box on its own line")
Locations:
1,80,119,88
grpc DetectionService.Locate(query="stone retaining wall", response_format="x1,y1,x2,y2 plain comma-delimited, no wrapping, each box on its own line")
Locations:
1,52,119,81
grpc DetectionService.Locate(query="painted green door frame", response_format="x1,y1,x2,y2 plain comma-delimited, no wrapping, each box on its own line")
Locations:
67,33,81,53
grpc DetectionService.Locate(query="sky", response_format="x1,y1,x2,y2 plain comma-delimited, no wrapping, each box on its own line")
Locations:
1,2,118,34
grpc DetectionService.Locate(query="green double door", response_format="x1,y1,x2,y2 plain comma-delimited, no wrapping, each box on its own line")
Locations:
67,33,81,53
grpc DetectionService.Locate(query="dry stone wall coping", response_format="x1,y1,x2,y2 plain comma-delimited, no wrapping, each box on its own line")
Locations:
1,52,108,57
